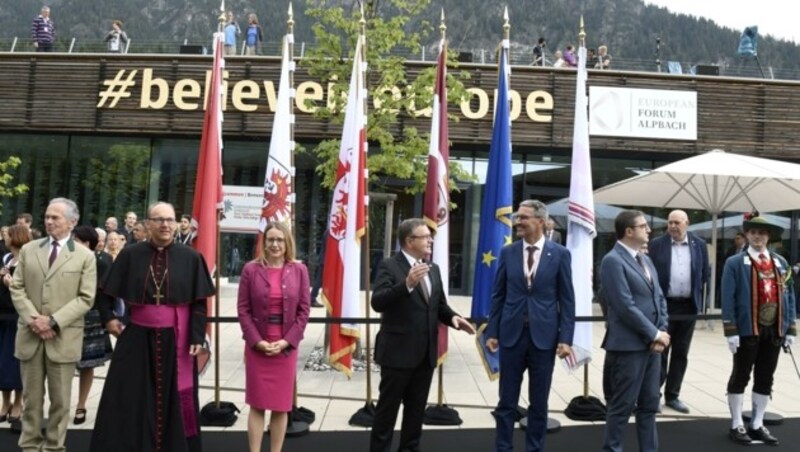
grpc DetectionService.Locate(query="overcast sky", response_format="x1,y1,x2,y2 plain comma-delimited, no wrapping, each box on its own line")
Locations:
643,0,797,43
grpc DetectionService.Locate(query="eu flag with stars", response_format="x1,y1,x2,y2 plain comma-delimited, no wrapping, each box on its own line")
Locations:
470,41,513,320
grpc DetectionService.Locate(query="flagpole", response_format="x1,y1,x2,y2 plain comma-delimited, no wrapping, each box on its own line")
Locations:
284,3,314,436
436,9,447,409
198,0,232,426
562,16,605,423
358,6,372,406
578,18,590,401
213,2,225,410
360,5,374,408
422,9,463,426
349,4,377,427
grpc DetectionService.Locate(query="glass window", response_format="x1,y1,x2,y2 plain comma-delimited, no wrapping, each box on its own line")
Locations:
151,138,199,218
67,136,152,226
0,134,69,228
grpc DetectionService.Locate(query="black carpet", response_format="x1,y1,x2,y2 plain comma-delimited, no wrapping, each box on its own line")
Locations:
3,418,799,450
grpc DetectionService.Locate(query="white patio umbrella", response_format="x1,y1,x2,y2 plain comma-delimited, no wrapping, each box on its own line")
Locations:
688,213,794,240
547,198,667,233
594,149,800,309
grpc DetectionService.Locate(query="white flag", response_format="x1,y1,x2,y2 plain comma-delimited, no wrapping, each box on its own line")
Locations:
564,43,596,373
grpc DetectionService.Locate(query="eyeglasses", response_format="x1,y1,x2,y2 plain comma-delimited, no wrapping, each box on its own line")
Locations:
266,237,286,244
631,223,650,230
148,217,176,225
410,235,433,241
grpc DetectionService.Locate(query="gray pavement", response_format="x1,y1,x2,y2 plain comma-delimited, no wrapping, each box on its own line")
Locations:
6,282,800,435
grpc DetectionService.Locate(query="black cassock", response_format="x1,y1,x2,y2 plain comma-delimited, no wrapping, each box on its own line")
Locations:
90,242,215,452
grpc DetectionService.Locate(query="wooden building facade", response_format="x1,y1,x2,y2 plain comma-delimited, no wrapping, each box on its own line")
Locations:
1,52,799,294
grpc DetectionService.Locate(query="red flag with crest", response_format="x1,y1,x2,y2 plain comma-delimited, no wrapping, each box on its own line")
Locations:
422,38,450,364
321,36,367,377
190,31,224,372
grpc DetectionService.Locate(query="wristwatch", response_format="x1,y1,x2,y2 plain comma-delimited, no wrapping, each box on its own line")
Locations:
49,315,59,331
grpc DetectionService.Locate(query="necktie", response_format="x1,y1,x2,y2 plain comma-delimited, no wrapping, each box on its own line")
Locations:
527,245,537,286
417,260,430,303
759,253,768,262
636,253,651,282
49,241,59,268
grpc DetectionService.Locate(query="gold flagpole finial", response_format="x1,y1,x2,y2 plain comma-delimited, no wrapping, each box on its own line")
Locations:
440,9,446,41
288,3,295,33
503,6,510,40
218,1,226,33
579,15,586,47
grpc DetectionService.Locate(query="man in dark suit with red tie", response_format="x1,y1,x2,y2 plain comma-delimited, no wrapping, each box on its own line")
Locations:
369,218,474,452
486,199,575,452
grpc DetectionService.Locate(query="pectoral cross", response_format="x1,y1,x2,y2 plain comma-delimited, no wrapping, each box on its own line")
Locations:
149,265,168,306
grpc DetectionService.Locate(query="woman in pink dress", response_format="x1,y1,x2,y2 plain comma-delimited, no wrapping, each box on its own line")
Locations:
237,221,310,452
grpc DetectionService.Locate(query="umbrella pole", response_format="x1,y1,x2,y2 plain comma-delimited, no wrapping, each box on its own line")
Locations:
706,213,718,331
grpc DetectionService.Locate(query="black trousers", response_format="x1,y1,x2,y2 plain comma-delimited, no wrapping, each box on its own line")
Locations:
369,361,435,452
727,326,782,395
660,299,696,401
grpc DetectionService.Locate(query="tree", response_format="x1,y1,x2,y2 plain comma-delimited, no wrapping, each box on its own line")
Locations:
302,0,473,193
0,156,29,209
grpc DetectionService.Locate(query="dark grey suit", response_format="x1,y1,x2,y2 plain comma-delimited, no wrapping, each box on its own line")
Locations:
600,243,668,452
545,229,562,245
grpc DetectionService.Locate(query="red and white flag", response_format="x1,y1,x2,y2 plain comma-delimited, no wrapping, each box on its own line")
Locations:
322,36,367,377
191,31,224,373
422,38,450,365
256,33,295,255
564,43,596,373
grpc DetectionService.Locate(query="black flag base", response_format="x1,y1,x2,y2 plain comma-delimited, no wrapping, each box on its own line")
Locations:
743,410,784,426
423,404,463,426
284,416,310,437
292,405,316,425
268,415,310,438
349,402,377,427
519,417,561,434
564,395,607,422
200,401,240,427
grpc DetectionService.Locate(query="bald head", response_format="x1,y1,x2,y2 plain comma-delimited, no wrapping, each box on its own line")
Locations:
667,210,689,242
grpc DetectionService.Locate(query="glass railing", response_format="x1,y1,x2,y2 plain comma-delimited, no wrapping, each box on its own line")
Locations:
2,37,797,81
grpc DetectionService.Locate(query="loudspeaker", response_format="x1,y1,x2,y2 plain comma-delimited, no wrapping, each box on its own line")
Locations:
457,51,473,63
180,45,207,55
695,64,719,76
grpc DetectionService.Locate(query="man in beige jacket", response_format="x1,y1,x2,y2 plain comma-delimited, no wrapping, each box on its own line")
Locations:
11,197,96,452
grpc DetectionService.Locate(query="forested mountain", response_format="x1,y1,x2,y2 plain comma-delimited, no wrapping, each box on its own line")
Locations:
3,0,799,72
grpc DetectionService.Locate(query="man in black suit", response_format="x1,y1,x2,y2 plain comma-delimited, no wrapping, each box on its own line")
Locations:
724,232,747,262
648,209,709,414
369,218,474,452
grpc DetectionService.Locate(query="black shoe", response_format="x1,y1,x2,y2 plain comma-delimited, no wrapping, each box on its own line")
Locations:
665,399,690,414
73,408,87,425
748,426,779,445
729,426,752,445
